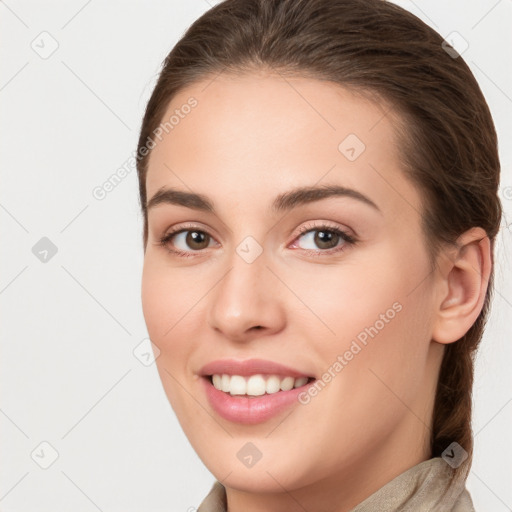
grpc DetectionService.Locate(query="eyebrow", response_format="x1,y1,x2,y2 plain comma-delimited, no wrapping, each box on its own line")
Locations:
146,184,381,215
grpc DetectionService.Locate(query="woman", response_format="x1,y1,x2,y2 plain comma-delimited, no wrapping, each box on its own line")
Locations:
136,0,502,510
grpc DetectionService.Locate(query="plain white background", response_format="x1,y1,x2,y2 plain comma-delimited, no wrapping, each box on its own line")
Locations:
1,1,511,510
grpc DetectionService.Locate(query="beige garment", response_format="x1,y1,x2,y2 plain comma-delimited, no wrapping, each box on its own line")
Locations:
197,457,475,512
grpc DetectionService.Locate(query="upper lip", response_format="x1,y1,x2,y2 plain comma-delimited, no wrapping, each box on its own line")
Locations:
199,358,314,378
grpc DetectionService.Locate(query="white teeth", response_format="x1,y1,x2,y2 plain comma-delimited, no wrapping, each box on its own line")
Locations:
221,374,231,392
246,374,266,396
230,375,246,395
294,377,308,388
210,373,311,396
266,375,281,394
280,376,295,391
212,374,222,390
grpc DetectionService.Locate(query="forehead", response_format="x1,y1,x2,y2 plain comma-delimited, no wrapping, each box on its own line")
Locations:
145,72,422,221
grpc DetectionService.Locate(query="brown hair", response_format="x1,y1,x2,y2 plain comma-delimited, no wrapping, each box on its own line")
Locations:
136,0,502,489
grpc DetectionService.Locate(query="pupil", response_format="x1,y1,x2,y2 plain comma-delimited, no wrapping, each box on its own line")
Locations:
188,231,208,249
315,230,338,249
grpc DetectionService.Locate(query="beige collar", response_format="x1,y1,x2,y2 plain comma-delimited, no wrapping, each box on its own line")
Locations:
197,457,475,512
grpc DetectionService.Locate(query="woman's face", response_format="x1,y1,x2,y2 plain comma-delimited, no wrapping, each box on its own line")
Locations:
141,72,444,497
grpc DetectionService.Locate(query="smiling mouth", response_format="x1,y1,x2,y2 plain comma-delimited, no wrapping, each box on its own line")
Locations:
206,374,316,397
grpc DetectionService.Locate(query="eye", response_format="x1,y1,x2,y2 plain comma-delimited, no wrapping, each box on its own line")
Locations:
158,225,217,257
157,222,357,258
292,223,356,253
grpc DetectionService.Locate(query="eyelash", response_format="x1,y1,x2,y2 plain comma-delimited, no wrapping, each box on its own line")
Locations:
157,222,357,258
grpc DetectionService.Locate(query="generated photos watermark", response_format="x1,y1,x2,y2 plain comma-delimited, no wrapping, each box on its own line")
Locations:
92,96,198,201
298,301,403,405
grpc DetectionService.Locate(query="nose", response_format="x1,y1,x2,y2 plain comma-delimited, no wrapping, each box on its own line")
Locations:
206,249,286,343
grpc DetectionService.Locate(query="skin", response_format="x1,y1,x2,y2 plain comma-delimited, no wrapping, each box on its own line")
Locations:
140,70,491,512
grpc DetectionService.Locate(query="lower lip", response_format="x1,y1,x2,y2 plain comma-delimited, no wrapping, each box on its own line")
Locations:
202,376,314,425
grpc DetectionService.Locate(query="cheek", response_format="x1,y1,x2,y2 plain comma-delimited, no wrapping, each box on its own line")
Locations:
140,256,201,371
285,247,419,347
141,255,198,334
141,259,169,340
299,243,434,394
331,259,433,416
141,257,206,422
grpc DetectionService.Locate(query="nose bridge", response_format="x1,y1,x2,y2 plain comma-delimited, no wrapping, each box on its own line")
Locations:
207,239,285,340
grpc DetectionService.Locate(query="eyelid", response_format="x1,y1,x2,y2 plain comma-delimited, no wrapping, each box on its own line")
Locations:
294,220,352,237
160,222,220,250
160,221,348,243
163,222,219,241
158,220,356,256
290,221,357,250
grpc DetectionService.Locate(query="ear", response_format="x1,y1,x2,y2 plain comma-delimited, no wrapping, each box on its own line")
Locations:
432,227,492,344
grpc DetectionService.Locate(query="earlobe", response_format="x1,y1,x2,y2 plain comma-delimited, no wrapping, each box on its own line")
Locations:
432,227,491,345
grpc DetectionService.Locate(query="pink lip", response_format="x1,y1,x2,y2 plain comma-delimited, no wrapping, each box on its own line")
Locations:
201,376,314,424
198,358,316,425
199,358,313,378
